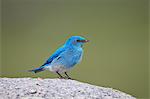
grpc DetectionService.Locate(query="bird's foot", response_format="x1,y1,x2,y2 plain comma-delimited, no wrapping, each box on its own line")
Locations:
65,77,74,80
58,77,65,79
67,77,72,79
58,76,72,80
58,77,74,80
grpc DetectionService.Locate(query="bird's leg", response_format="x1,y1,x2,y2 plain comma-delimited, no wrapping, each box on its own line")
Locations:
65,72,72,79
56,71,64,79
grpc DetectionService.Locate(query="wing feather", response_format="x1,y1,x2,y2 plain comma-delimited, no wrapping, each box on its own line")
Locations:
42,46,65,66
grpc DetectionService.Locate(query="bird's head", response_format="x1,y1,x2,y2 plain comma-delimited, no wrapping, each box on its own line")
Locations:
65,36,89,48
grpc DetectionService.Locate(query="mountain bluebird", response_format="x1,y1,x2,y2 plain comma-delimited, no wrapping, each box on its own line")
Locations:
29,36,89,79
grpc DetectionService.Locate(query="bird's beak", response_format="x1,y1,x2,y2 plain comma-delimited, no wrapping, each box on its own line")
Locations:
78,40,89,43
83,40,89,43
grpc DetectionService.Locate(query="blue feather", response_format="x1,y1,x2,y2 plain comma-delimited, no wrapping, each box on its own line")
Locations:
29,46,65,73
42,46,65,66
28,66,45,73
29,36,88,77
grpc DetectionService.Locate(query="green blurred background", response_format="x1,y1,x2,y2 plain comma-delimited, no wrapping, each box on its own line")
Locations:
0,0,149,98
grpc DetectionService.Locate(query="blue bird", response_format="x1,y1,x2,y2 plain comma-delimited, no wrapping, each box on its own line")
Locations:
29,36,89,79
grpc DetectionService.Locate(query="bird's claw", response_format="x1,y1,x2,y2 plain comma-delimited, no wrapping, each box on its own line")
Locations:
58,77,65,79
67,77,72,79
58,77,73,80
65,77,74,80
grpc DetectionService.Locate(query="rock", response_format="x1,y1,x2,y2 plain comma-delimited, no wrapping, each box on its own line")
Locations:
28,89,37,94
0,78,136,99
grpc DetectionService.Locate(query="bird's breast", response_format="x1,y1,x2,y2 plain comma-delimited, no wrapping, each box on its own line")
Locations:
63,48,83,68
47,47,83,72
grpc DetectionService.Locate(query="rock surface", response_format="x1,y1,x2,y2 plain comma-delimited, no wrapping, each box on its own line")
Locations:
0,78,135,99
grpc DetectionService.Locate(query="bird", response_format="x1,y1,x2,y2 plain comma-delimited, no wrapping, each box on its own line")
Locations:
29,36,89,79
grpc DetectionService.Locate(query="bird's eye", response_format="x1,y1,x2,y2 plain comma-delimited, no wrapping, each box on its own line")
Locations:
76,40,80,42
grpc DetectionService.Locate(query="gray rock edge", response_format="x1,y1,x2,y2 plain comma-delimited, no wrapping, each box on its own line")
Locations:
0,78,136,99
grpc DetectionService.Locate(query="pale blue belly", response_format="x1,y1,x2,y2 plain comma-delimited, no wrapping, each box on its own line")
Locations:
46,48,83,73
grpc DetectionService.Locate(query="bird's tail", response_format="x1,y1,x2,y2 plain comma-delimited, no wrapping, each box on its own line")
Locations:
28,66,45,73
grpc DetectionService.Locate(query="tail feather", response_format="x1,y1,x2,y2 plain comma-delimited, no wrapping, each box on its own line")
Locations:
28,66,45,73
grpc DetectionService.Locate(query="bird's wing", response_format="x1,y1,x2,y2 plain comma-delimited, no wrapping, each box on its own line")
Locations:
42,46,65,66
